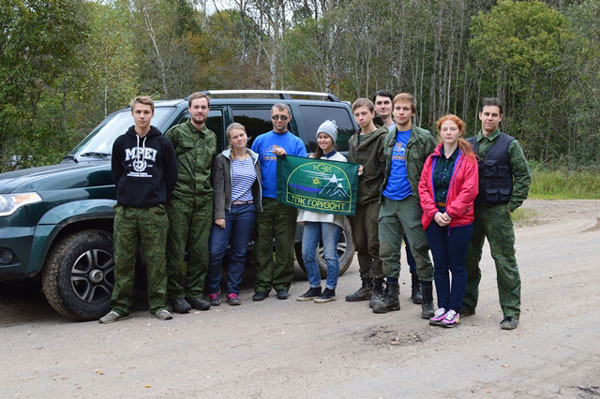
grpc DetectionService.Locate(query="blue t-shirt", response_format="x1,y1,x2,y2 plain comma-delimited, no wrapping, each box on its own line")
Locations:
382,129,412,200
251,131,307,198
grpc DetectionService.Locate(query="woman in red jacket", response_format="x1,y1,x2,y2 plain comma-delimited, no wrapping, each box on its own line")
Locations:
418,114,478,328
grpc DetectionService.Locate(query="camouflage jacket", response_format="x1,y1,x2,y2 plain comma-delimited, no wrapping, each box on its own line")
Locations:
164,120,217,202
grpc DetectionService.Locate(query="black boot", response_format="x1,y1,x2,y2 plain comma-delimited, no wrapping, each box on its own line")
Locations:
369,278,385,309
372,281,400,313
421,283,434,319
345,279,373,302
411,272,422,304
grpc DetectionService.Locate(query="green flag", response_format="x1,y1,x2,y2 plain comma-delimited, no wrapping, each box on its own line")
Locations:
276,155,359,216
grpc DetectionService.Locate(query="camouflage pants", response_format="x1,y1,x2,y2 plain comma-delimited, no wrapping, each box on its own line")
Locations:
464,204,521,318
253,198,297,293
166,196,212,300
111,205,168,315
349,201,383,280
378,196,433,281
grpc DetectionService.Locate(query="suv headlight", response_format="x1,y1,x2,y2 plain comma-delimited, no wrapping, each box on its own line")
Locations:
0,192,42,217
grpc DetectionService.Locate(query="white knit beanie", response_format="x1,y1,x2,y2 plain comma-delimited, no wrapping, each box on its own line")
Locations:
316,120,338,143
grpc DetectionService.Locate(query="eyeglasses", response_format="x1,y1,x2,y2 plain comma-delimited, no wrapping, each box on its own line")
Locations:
271,115,289,121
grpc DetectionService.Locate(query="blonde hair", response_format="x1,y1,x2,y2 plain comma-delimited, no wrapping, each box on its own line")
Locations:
226,122,247,160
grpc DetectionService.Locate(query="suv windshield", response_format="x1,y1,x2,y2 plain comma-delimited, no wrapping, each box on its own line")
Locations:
68,107,174,160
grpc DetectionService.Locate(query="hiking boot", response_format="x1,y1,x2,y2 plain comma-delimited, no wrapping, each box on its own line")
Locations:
429,307,447,326
500,316,519,330
188,297,211,310
171,297,191,314
369,278,385,309
410,272,422,304
99,310,127,324
226,293,241,306
297,286,322,301
152,309,173,321
314,288,336,303
252,291,268,301
420,283,435,319
460,307,476,317
208,293,221,306
372,281,400,313
345,279,373,302
441,310,459,328
276,289,290,300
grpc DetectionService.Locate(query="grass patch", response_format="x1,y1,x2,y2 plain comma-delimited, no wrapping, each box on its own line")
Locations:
529,169,600,199
511,207,538,226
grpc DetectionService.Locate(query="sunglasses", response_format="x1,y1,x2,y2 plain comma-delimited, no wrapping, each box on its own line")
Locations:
271,115,289,121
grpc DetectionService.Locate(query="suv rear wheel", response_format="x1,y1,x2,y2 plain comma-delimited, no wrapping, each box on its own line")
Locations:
42,230,114,321
295,218,354,279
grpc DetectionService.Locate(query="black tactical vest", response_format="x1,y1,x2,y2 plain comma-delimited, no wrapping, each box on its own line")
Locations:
468,133,514,205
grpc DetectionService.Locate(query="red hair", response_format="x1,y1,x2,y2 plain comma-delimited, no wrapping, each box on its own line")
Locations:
435,114,474,157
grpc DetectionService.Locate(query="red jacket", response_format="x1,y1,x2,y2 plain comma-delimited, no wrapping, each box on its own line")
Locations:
419,144,479,230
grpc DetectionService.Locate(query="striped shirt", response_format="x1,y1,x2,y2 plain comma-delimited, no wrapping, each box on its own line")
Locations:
231,157,257,202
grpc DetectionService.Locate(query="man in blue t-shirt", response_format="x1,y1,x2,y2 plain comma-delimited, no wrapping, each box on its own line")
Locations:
251,103,307,301
373,89,422,304
373,93,436,318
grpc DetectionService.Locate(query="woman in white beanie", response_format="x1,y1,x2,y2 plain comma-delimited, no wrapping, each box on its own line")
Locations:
296,120,347,303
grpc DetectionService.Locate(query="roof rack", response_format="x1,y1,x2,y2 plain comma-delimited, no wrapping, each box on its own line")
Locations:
192,90,339,102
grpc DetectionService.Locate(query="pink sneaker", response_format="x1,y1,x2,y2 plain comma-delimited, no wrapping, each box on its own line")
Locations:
429,307,447,326
208,293,220,306
441,310,460,328
227,293,241,306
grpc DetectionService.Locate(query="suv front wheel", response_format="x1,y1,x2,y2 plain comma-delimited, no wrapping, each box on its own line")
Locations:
42,230,114,321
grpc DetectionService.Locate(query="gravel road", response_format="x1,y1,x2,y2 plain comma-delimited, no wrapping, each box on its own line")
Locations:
1,199,599,398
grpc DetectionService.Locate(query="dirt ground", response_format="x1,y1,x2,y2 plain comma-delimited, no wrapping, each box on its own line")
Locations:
1,199,600,398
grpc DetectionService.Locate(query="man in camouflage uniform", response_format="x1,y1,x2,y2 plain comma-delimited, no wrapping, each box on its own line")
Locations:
165,92,217,313
464,97,531,330
100,96,178,323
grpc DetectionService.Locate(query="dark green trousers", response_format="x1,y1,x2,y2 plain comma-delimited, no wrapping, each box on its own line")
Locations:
111,205,168,315
253,198,297,293
349,201,383,280
378,196,433,281
464,204,521,318
166,196,212,300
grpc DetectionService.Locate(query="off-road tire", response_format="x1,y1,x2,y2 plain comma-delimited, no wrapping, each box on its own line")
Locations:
295,217,354,279
42,230,114,321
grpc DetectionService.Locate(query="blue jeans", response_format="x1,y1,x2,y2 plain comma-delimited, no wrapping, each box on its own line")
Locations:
425,221,473,312
301,222,341,289
207,203,256,294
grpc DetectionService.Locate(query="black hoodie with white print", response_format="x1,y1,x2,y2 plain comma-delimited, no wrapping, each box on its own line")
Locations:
111,125,178,208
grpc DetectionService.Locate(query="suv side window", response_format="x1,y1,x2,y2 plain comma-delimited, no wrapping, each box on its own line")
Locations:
172,109,225,151
299,105,355,153
232,108,297,149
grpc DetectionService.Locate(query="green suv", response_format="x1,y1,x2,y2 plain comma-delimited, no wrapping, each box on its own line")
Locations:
0,90,358,321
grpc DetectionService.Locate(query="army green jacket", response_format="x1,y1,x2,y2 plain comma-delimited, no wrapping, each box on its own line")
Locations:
347,126,388,205
471,129,531,212
164,120,217,202
381,125,437,201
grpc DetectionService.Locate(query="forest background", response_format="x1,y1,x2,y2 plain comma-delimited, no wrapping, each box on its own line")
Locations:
0,0,598,185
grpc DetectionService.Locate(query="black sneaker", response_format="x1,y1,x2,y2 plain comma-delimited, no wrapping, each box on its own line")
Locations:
252,291,268,301
315,288,336,303
500,316,519,330
296,286,322,301
276,289,290,300
188,297,211,310
171,297,192,313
